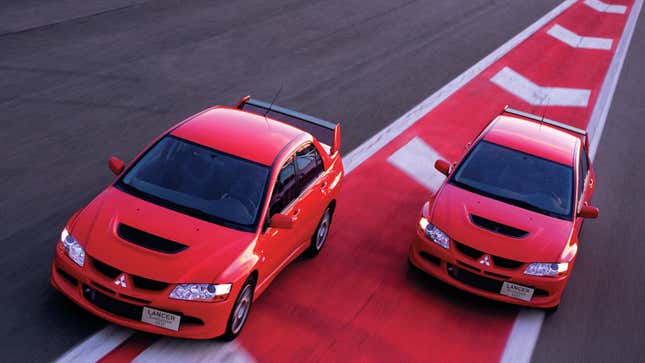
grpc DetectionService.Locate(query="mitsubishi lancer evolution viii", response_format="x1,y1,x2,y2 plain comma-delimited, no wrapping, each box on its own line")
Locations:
51,96,343,339
409,107,599,309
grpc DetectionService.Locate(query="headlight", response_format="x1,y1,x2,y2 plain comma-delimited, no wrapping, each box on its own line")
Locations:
60,228,85,267
419,217,450,249
524,262,568,276
169,283,232,302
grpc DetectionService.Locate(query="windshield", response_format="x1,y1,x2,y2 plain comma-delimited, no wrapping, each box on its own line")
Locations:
450,141,574,220
117,135,270,230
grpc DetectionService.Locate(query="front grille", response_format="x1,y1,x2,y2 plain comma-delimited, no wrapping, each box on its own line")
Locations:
419,251,440,266
82,286,203,327
454,242,524,270
470,214,528,238
84,286,142,320
491,256,524,269
448,264,502,293
118,224,188,254
92,259,120,279
447,265,548,297
91,257,170,291
454,242,484,259
132,275,169,291
57,269,78,286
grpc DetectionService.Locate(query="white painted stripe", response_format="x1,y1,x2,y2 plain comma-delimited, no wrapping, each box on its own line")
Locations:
499,310,545,363
490,67,591,107
584,0,628,14
501,2,643,363
51,1,588,362
387,137,445,191
133,339,255,363
343,0,579,174
54,325,133,363
547,24,613,49
587,0,644,160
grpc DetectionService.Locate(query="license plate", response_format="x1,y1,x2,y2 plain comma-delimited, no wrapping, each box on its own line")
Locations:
141,307,181,331
500,281,534,302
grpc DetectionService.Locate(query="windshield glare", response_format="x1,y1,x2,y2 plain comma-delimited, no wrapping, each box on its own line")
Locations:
119,136,269,229
450,141,574,219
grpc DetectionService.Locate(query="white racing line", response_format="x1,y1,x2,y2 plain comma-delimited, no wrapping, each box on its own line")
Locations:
54,0,642,361
55,325,133,363
547,24,614,50
584,0,629,13
490,66,592,107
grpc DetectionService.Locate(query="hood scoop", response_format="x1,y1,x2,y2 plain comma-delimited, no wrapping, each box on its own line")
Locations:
117,224,188,254
469,214,528,238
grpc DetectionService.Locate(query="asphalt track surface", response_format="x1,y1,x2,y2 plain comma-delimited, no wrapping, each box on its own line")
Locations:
0,1,643,362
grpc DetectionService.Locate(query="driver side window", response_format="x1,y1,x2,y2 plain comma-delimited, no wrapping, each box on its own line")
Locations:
269,157,297,216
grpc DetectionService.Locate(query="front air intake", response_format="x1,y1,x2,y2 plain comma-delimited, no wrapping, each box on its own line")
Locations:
469,214,528,238
117,224,188,254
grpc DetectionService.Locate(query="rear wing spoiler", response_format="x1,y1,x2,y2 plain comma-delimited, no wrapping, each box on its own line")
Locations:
503,106,589,149
236,96,341,155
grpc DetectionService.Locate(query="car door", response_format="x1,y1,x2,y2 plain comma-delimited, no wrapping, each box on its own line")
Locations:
292,143,329,241
259,156,303,279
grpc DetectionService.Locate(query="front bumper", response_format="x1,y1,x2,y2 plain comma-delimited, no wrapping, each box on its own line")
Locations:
50,245,234,339
409,228,568,308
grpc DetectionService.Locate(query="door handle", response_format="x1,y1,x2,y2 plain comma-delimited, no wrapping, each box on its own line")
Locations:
292,209,301,216
321,181,328,190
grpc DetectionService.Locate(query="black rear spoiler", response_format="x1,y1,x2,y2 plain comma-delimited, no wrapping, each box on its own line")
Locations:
236,96,341,154
503,106,589,148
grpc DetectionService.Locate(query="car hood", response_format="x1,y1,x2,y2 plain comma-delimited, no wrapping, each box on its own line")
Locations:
431,184,573,262
70,187,255,283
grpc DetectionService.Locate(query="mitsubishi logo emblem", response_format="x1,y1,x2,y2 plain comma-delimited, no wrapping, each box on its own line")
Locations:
114,273,128,288
479,254,492,267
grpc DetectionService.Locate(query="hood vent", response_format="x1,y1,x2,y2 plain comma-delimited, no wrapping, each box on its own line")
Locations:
117,224,188,254
469,214,528,238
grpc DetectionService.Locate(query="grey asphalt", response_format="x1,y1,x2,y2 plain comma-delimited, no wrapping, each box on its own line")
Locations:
0,1,641,362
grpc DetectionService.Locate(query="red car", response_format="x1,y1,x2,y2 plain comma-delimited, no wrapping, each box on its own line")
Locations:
409,107,599,309
50,97,343,339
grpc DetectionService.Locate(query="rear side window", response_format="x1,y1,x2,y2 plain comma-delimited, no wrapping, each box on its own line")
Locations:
270,158,298,215
295,144,324,192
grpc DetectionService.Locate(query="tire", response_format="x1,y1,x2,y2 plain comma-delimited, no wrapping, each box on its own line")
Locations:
221,276,255,341
305,206,333,257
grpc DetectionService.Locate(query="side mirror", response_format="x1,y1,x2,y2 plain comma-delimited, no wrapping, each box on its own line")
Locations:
108,156,125,175
434,159,451,176
269,213,295,229
578,204,599,219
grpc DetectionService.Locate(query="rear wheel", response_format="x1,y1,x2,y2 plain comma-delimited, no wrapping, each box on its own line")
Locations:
221,276,255,341
305,207,332,257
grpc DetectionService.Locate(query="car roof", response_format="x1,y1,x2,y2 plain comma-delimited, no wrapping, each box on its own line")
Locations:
171,107,305,166
483,115,580,166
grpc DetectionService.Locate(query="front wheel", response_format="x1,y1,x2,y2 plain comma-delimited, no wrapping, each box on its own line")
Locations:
221,276,255,341
305,207,333,257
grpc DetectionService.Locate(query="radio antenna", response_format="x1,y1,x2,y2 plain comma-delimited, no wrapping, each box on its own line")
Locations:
264,84,284,117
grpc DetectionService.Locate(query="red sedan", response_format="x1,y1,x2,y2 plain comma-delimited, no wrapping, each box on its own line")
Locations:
409,107,599,309
50,97,343,339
